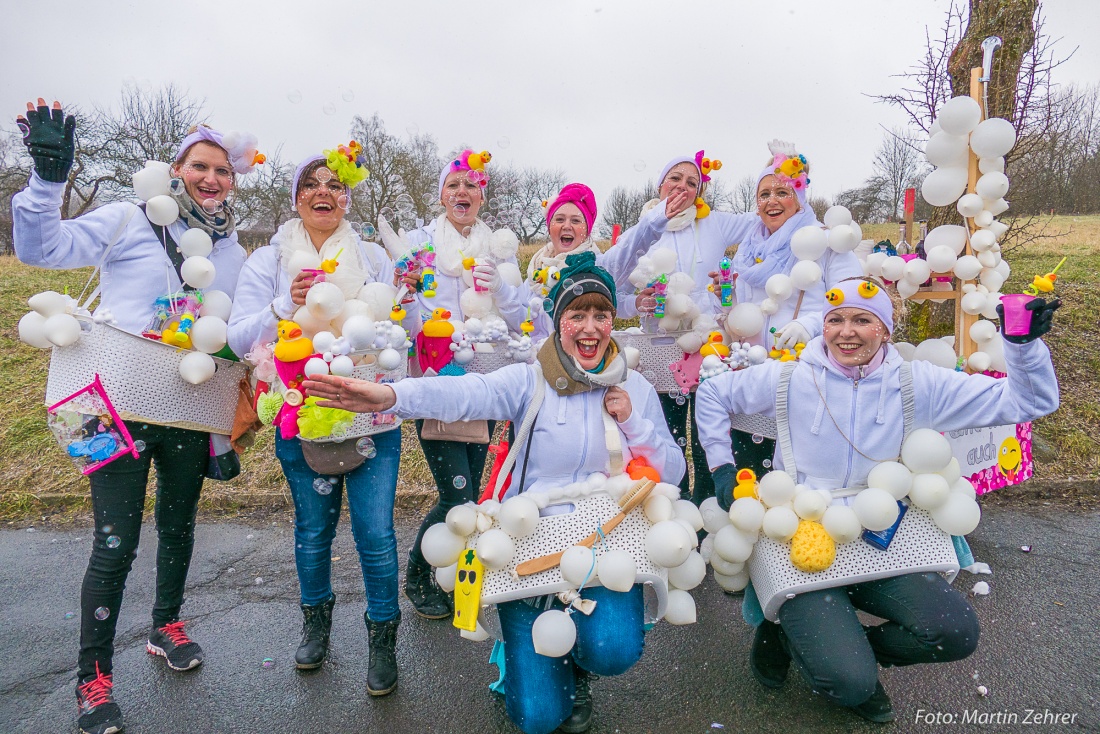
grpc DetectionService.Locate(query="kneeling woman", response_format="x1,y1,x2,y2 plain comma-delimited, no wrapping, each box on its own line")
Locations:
696,278,1060,722
306,254,685,734
228,152,402,695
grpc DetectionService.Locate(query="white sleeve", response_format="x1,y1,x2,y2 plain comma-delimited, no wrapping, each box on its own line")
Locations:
914,338,1060,431
390,363,535,422
227,247,292,358
618,376,686,485
597,206,669,292
710,210,759,248
492,260,540,333
12,173,137,269
695,362,783,469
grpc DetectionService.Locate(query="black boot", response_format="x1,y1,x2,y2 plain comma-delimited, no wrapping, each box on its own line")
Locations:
295,595,335,670
366,613,400,696
558,666,594,733
404,561,452,619
750,620,790,688
851,680,896,723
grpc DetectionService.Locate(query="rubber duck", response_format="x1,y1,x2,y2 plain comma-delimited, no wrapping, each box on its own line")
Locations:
699,331,730,358
422,308,455,338
390,304,406,322
733,468,758,500
520,319,534,334
320,247,344,274
274,320,314,363
626,457,661,483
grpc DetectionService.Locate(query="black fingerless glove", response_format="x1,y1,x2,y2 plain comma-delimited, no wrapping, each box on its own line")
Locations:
20,103,76,183
712,463,738,512
997,297,1061,344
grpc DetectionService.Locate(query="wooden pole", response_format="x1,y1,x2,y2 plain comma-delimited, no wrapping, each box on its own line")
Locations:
954,66,984,364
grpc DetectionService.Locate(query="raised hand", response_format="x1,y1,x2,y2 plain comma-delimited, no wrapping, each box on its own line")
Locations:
17,98,75,183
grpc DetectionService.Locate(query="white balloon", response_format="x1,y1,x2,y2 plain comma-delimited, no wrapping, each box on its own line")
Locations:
303,357,329,377
44,313,81,347
649,248,678,274
729,497,766,534
953,255,983,280
792,489,828,521
713,569,750,593
821,505,863,544
986,197,1010,216
969,229,997,252
178,350,216,384
894,341,916,361
699,497,731,534
445,504,478,537
901,428,954,473
969,117,1017,159
560,545,597,587
377,347,403,371
645,520,694,568
951,477,977,500
852,487,900,532
199,290,232,320
18,311,52,348
970,320,997,343
28,290,73,317
936,95,982,135
642,493,675,524
341,316,377,351
709,553,744,576
713,524,755,563
312,331,337,354
828,224,860,253
597,549,638,592
924,132,970,168
790,226,829,261
663,589,698,625
132,164,172,201
926,245,958,274
938,457,962,485
978,156,1006,175
420,523,466,567
761,506,800,542
974,210,994,228
726,303,765,338
960,290,987,315
921,166,969,207
497,261,522,287
145,195,180,226
956,193,985,218
790,259,823,289
476,529,515,571
673,499,705,532
306,282,345,320
895,279,919,299
868,461,913,500
759,298,779,315
864,252,887,277
909,473,951,510
357,282,398,318
823,205,853,228
531,609,576,657
178,228,214,258
968,351,992,373
913,338,958,369
904,258,932,285
880,255,907,282
925,225,969,256
329,354,354,377
435,563,457,593
666,551,706,591
975,171,1010,201
930,493,981,535
746,345,769,365
180,256,216,289
189,316,228,354
497,496,540,538
979,269,1005,293
765,274,794,301
977,249,1001,269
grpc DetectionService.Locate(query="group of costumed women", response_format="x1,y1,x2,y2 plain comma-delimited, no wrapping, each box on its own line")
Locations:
12,98,1061,734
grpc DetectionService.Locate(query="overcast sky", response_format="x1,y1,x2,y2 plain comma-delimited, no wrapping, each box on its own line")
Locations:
3,0,1098,211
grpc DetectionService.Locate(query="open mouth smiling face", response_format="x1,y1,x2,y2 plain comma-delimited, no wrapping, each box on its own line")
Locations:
550,202,588,254
559,307,613,370
756,174,799,233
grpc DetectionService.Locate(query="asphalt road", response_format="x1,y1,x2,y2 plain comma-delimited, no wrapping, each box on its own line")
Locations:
1,505,1096,734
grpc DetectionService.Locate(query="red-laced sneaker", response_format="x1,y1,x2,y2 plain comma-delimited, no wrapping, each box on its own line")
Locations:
146,621,204,671
76,663,124,734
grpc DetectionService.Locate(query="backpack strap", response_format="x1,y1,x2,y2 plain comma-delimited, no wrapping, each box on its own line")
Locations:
77,203,141,310
899,361,915,441
774,362,800,480
492,364,546,498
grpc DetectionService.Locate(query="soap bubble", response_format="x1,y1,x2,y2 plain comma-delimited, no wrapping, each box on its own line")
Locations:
676,396,686,406
453,475,467,489
261,658,276,668
461,226,472,238
542,297,554,312
313,477,334,495
453,204,468,217
64,612,76,619
323,102,336,115
336,194,350,210
560,278,575,292
642,370,656,381
497,136,510,149
677,437,687,447
202,198,222,215
762,459,772,469
751,434,765,444
106,535,121,549
133,440,146,453
287,90,302,104
395,193,415,214
169,178,185,196
356,437,377,458
255,577,264,585
94,607,110,621
378,205,395,222
634,160,646,172
555,377,569,390
572,285,583,295
341,89,355,103
489,197,503,210
315,167,333,183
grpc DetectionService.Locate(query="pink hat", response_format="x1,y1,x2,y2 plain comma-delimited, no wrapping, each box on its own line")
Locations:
546,183,597,233
824,279,894,333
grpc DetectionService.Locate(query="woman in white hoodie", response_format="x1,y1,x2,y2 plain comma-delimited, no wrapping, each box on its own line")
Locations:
228,151,403,696
696,277,1060,722
305,254,685,734
13,98,256,734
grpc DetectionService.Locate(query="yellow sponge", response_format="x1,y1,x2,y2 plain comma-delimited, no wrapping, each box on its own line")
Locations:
789,520,837,573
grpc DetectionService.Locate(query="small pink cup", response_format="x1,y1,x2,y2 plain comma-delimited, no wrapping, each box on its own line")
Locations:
1000,294,1035,336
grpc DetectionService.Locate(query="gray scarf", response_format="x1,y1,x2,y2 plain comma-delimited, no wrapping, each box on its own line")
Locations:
168,187,237,240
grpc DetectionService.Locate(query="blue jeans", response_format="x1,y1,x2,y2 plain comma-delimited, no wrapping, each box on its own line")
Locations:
275,428,402,622
497,586,645,734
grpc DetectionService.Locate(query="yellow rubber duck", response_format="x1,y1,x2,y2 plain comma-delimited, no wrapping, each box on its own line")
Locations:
699,331,730,358
160,322,192,350
390,304,406,322
733,468,758,500
274,320,314,362
422,308,455,338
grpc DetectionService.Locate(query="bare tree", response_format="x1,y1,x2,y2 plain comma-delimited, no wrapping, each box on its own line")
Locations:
730,175,758,214
835,179,893,223
233,145,294,240
873,127,924,219
596,181,658,239
484,166,567,244
807,195,832,221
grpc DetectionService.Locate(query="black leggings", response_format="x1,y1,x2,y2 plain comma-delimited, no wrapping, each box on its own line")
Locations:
78,423,208,681
407,420,494,573
658,392,713,505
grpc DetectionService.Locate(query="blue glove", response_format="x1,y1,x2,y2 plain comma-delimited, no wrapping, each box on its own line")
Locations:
18,100,76,183
712,463,738,512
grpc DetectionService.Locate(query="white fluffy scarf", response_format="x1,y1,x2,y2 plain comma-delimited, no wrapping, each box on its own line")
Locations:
641,197,695,232
274,219,378,298
430,215,495,277
525,237,602,282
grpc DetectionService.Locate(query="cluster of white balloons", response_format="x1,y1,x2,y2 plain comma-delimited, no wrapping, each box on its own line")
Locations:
627,248,710,334
18,291,84,349
420,474,705,653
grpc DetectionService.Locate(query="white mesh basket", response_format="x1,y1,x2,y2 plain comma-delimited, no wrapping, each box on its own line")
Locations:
729,414,778,440
748,506,959,622
306,350,406,443
471,492,669,618
613,330,690,394
465,341,521,374
45,323,248,435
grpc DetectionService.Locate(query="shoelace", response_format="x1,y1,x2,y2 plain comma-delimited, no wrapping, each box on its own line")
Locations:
78,663,113,710
158,620,192,646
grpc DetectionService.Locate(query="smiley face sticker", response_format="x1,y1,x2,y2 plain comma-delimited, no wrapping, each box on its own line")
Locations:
825,288,845,305
857,281,880,298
